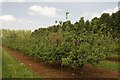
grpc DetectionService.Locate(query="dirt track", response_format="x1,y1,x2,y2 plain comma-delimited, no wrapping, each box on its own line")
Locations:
3,47,119,78
106,57,119,63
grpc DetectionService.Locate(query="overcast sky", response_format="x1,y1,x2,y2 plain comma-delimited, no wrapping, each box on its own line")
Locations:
0,0,119,31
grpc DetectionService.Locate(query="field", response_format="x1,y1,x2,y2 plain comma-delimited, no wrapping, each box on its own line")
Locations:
2,47,119,78
1,2,120,79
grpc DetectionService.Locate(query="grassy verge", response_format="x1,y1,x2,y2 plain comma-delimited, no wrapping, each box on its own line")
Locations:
0,46,2,79
96,61,119,71
2,49,40,78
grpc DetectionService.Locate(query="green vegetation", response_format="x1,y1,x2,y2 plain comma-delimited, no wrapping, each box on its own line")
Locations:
2,11,119,69
97,61,119,71
108,53,119,58
2,50,39,78
0,46,2,78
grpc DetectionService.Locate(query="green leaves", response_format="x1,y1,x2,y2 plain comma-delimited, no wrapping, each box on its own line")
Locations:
2,11,119,69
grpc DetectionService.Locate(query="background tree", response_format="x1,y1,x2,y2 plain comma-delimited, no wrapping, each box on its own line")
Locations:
65,12,69,20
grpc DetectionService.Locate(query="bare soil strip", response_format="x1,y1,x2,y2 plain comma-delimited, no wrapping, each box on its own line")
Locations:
3,47,119,78
106,57,119,63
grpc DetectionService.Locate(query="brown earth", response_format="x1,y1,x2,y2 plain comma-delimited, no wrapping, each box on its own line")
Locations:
3,47,119,79
106,57,119,63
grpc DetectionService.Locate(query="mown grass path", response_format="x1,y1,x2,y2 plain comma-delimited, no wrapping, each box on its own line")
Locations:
2,49,39,78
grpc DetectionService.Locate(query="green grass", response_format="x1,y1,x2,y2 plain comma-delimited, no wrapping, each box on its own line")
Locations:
2,49,40,78
0,46,2,79
96,61,120,71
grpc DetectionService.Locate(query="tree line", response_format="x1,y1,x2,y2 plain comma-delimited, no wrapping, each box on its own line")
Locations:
2,11,119,68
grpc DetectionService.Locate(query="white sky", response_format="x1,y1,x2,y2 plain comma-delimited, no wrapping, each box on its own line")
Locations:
0,0,119,2
0,0,119,31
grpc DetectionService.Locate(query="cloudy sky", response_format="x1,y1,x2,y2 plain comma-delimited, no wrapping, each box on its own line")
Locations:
0,0,119,31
